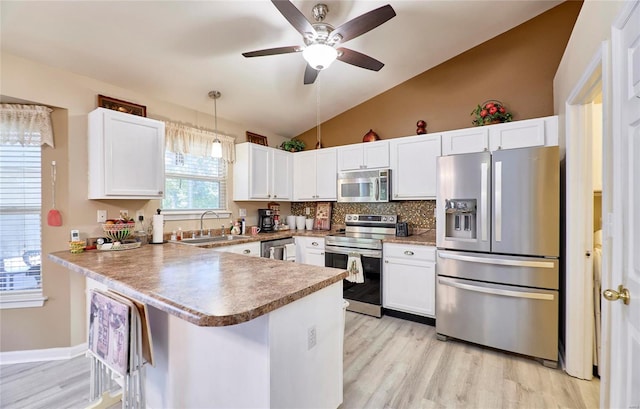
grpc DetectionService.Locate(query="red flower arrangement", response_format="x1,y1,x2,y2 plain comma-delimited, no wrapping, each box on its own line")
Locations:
471,100,513,126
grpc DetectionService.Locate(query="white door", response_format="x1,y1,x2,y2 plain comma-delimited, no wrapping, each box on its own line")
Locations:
606,2,640,407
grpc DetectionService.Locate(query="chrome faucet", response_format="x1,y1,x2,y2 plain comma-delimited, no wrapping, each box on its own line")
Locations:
199,210,220,237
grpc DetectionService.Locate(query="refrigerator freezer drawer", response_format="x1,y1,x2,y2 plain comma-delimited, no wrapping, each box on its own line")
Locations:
436,276,558,362
437,250,559,289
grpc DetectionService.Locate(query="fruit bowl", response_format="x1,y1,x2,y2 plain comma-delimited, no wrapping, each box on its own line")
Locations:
102,222,136,242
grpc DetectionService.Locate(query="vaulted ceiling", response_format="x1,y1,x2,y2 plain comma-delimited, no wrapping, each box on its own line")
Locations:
1,1,562,138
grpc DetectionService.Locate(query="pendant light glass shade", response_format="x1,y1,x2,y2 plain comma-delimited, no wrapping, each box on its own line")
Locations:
303,44,338,70
209,90,222,158
211,139,222,158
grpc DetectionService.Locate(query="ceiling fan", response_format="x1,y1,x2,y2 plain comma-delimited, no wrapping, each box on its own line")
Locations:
242,1,396,84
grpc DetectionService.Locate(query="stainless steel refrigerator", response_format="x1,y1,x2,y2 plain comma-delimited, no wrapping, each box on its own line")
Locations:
435,145,559,367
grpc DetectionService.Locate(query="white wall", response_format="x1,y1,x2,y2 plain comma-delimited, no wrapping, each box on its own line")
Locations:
0,52,291,352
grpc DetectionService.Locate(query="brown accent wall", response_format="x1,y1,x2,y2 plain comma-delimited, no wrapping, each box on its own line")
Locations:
296,1,582,148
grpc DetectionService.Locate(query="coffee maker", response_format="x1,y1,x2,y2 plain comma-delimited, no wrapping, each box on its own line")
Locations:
257,209,274,233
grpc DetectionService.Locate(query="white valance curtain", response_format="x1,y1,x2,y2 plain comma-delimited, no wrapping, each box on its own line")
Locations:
0,104,54,147
164,121,235,163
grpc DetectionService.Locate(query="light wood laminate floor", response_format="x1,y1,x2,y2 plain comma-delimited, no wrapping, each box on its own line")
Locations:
1,312,600,409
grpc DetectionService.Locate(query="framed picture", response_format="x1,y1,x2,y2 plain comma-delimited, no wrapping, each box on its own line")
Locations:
246,131,268,146
314,202,332,230
98,94,147,117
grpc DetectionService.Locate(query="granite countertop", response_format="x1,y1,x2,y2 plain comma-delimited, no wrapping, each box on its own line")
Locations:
49,244,347,327
181,228,437,249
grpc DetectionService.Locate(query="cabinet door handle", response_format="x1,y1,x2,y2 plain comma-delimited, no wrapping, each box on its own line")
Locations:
312,242,318,246
320,252,324,256
243,249,251,254
384,260,389,263
404,250,414,256
158,191,164,195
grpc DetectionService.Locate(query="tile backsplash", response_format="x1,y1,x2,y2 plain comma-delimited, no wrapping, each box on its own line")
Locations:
291,200,436,230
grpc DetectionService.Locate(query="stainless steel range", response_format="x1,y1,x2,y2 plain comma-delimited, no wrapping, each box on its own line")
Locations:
325,214,397,317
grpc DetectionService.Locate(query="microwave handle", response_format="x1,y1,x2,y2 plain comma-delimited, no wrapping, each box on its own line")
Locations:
375,178,379,201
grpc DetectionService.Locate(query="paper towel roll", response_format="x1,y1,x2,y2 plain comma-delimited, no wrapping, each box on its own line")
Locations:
152,214,164,243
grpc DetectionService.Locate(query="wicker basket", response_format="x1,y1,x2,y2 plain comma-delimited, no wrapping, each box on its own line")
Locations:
102,222,136,242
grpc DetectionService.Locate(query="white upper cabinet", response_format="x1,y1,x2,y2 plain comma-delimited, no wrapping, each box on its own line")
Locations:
441,116,559,156
337,140,389,171
293,148,337,201
441,127,489,156
488,116,558,151
88,108,165,199
234,143,292,201
389,134,441,200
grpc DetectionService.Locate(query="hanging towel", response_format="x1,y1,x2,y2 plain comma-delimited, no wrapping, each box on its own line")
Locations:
346,252,364,283
269,247,275,259
284,243,296,262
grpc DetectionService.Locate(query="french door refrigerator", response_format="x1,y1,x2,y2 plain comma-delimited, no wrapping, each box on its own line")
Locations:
436,145,559,367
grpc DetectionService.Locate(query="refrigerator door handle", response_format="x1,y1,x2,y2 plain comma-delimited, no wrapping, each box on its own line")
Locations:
495,160,502,242
438,250,556,268
438,277,555,301
481,162,488,242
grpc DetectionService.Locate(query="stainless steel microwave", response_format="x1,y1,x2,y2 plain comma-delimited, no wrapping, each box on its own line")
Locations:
337,169,390,203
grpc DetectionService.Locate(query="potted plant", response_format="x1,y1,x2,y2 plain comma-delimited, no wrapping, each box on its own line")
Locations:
280,139,305,152
471,100,513,126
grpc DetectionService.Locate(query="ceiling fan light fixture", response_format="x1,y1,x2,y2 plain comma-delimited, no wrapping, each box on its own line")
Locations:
303,43,337,70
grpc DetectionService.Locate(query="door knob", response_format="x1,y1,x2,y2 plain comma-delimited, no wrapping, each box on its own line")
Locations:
603,285,631,305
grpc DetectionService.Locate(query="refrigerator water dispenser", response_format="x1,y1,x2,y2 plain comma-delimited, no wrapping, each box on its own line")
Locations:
444,199,477,240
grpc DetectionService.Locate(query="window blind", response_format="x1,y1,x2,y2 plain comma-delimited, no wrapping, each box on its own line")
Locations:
162,151,227,210
0,143,42,293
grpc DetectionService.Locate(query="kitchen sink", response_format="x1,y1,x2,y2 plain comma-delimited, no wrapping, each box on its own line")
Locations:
178,235,250,245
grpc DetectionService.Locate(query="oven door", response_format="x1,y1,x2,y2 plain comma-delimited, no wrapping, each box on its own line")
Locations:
325,245,383,317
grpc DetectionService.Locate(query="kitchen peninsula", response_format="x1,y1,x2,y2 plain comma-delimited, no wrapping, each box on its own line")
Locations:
49,243,347,409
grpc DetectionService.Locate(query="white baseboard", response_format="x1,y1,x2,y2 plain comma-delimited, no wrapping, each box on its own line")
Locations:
0,343,87,365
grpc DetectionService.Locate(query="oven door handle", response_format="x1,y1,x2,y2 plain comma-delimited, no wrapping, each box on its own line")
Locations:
325,245,382,259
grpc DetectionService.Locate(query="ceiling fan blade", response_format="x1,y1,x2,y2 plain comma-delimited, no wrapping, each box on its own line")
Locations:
242,46,303,58
304,64,319,85
271,0,316,38
337,48,384,71
330,4,396,44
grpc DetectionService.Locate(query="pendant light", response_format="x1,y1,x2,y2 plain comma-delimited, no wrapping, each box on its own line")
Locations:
209,90,222,158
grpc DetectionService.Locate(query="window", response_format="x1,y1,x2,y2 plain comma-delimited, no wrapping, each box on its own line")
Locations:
0,104,52,308
161,121,235,219
0,144,42,292
163,151,227,211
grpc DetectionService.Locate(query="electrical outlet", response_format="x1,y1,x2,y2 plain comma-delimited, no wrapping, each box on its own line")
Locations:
239,208,247,217
307,326,317,350
70,229,80,241
97,210,107,223
136,210,144,221
434,207,437,218
120,210,129,219
305,207,310,215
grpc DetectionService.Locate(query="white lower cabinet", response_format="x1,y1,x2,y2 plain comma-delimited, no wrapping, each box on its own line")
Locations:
214,241,261,257
383,243,436,317
294,236,325,266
